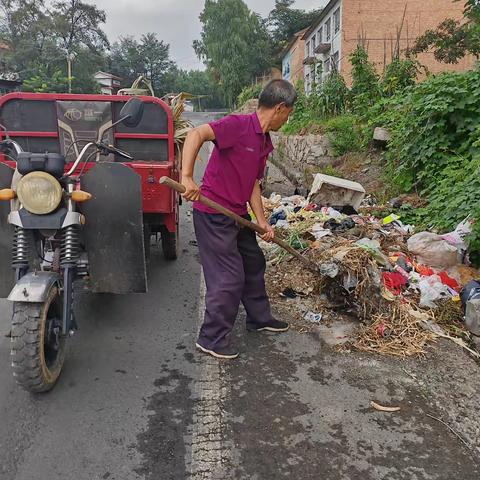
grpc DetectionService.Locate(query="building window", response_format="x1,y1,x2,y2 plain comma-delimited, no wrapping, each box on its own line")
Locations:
318,27,323,44
305,41,310,57
312,34,316,51
332,51,339,71
334,8,341,34
325,18,331,42
305,73,311,93
314,62,323,85
324,58,330,75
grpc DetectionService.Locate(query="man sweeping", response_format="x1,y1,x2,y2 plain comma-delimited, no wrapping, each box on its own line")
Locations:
182,79,297,359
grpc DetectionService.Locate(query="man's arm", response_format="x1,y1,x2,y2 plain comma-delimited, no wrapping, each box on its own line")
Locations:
249,180,275,242
181,124,215,201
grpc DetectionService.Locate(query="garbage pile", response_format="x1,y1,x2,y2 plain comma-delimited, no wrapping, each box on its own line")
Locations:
261,174,480,358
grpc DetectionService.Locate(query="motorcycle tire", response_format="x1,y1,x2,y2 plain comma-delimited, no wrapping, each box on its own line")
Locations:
162,229,178,261
10,286,67,393
143,224,151,262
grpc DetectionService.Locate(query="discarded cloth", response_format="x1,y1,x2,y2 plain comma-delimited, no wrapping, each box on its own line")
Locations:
269,209,287,226
324,217,356,232
383,271,408,295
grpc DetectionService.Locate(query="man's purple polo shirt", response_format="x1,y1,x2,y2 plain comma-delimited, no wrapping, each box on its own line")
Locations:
193,112,274,216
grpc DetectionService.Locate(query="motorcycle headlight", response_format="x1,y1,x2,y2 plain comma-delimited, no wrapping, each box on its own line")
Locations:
17,172,62,215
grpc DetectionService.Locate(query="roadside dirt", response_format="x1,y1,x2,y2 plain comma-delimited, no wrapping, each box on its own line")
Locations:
266,268,480,456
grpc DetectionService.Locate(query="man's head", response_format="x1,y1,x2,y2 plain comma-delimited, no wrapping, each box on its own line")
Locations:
258,79,297,132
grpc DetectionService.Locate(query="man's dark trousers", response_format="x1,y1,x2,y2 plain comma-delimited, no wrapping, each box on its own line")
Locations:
193,209,275,350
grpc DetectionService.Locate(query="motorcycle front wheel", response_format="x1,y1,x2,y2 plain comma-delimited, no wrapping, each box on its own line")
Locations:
10,286,67,393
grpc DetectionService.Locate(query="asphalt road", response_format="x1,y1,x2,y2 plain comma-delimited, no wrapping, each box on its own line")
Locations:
0,112,479,480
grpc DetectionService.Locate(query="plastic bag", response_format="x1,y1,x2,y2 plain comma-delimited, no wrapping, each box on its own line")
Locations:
311,223,332,240
417,275,453,308
382,213,400,225
441,217,473,251
460,280,480,335
407,232,459,270
356,238,391,268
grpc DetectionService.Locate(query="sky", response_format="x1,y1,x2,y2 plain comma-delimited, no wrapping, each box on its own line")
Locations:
100,0,327,70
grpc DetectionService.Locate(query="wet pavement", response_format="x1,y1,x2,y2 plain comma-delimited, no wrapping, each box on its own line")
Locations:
0,113,479,480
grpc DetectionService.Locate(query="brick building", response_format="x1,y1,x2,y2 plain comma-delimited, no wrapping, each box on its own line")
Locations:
281,28,308,85
302,0,476,92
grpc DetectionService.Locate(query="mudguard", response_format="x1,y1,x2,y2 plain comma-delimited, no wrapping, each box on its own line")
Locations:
0,163,14,298
8,271,60,303
80,162,147,294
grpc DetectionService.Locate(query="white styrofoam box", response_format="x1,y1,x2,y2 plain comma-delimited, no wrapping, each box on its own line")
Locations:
307,173,366,210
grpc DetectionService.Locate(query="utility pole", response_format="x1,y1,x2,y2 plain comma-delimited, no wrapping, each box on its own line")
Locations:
67,52,75,93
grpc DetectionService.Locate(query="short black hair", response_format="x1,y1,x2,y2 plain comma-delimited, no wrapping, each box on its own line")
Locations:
258,79,297,109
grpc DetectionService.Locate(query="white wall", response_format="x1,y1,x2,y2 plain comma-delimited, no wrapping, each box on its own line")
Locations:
303,0,342,94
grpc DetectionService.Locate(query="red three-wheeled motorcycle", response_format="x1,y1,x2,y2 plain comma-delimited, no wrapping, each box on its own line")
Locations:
0,93,180,392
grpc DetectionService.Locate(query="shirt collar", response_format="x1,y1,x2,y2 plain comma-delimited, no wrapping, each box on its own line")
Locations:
252,112,264,134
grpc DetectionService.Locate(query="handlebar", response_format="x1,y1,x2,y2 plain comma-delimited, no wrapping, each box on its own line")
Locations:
64,141,133,176
1,137,134,177
0,138,23,155
96,142,133,161
65,142,96,176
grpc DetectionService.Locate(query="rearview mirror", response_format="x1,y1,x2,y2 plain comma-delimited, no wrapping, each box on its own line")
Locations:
120,97,144,128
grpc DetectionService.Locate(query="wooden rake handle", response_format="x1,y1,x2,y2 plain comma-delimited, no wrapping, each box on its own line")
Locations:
160,176,317,270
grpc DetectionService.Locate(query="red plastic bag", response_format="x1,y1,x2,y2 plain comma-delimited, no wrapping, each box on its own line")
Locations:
382,271,408,295
438,271,460,291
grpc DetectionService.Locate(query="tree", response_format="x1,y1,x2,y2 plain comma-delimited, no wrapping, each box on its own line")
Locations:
138,33,173,92
51,0,109,54
267,0,322,45
68,47,104,93
0,0,108,92
0,0,60,78
109,33,174,95
194,0,272,106
22,66,68,92
411,0,480,63
163,67,226,109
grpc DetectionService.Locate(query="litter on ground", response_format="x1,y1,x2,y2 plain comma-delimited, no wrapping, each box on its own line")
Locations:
260,183,480,359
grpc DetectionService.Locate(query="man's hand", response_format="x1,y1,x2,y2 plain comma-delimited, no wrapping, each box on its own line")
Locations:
258,221,275,242
181,176,201,202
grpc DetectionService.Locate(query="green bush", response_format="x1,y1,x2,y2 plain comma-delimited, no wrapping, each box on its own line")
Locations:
384,70,480,190
320,165,340,177
349,46,381,115
378,68,480,262
311,72,349,117
282,81,323,134
323,115,363,156
282,75,349,135
382,57,421,96
237,83,263,108
23,68,69,93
